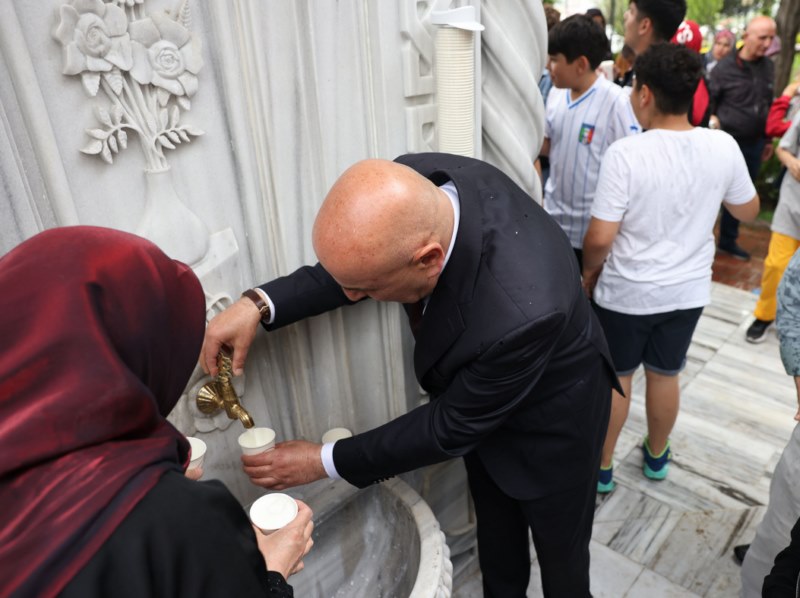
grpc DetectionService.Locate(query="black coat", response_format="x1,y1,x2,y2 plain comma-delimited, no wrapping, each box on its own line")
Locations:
709,50,775,142
261,153,617,501
60,472,292,597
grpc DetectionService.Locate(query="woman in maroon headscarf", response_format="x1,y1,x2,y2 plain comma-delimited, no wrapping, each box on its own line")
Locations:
0,226,313,597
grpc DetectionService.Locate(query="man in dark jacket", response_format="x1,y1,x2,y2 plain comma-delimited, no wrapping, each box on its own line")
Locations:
709,15,777,261
202,154,617,597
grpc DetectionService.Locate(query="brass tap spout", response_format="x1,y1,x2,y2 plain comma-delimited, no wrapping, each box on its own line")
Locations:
196,351,255,428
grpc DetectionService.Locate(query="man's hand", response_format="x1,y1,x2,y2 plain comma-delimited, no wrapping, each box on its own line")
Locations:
253,500,314,579
201,297,262,376
243,440,328,490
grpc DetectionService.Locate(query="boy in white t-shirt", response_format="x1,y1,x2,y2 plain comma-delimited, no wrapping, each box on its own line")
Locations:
582,43,759,493
538,14,640,268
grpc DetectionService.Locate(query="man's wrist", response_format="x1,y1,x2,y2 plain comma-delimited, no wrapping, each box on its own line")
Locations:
320,442,341,479
241,288,274,324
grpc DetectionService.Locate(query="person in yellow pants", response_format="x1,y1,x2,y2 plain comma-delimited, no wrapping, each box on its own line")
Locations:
746,116,800,343
748,232,800,342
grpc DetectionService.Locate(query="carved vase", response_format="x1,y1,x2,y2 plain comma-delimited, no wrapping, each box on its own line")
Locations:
136,167,210,266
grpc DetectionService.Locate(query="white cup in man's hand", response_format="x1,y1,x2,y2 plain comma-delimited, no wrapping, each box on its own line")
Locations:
238,427,276,455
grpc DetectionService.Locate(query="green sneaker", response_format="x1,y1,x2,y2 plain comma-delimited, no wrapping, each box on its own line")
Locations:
598,463,615,493
642,437,671,480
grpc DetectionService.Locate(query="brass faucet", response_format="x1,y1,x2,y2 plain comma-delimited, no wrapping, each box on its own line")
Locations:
196,351,254,428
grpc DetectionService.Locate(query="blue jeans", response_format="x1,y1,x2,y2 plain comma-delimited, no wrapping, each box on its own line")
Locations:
720,138,765,247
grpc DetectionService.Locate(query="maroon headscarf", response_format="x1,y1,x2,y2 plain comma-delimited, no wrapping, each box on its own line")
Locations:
0,226,206,597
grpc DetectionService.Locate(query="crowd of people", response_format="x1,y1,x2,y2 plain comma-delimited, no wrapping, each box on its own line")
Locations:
539,1,800,596
2,1,800,597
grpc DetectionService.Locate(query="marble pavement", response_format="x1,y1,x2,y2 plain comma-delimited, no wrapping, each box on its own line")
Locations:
455,282,798,597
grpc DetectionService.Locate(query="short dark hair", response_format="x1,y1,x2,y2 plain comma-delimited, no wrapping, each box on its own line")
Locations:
544,5,561,31
586,8,606,28
632,0,687,41
548,14,610,70
633,43,702,115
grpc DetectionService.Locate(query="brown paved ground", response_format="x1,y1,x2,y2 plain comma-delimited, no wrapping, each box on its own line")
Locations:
712,219,771,292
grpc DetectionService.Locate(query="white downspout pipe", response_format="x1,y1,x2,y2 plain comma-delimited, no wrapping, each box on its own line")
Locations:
431,7,484,158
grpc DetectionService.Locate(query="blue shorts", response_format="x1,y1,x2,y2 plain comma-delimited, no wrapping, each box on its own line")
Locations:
593,305,703,376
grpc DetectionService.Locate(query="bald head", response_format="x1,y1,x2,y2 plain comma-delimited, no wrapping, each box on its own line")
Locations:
312,159,454,303
741,16,776,60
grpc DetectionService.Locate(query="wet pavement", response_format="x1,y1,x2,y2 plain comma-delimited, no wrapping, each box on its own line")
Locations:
712,220,771,293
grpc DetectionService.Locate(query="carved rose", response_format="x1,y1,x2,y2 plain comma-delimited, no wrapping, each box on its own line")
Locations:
129,12,203,97
53,0,133,75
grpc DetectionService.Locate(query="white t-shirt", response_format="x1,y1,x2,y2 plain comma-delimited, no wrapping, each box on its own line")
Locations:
591,128,756,314
544,76,640,248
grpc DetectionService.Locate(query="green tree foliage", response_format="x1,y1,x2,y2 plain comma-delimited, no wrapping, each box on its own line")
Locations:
602,0,626,36
687,0,723,27
721,0,776,15
774,0,800,91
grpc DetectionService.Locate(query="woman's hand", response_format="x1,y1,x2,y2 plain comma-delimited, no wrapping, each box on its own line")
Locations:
253,500,314,580
184,467,203,481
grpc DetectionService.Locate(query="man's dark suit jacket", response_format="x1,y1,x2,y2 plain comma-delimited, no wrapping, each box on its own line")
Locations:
259,153,616,501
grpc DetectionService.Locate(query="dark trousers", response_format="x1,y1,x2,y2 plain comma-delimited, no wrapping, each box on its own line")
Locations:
719,138,765,247
464,453,598,597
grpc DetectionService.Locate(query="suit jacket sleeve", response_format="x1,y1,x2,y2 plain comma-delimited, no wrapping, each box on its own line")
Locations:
257,263,357,330
332,312,565,487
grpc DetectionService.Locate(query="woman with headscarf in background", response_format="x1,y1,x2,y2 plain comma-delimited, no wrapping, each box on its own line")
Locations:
0,226,313,598
704,29,735,73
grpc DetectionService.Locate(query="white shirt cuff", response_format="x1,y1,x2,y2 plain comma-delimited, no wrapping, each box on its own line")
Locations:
252,287,276,325
320,442,341,479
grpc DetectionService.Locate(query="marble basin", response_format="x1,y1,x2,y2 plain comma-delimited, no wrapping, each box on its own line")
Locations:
289,478,452,597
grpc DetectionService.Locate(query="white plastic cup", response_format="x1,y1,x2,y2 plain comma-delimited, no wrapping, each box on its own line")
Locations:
249,493,299,534
187,436,207,470
238,427,276,456
321,427,353,443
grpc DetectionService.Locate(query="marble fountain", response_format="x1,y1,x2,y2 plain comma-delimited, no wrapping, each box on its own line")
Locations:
277,478,453,597
194,347,453,596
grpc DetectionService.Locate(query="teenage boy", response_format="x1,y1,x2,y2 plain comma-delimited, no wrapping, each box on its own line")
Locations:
582,43,759,493
539,14,639,267
623,0,686,56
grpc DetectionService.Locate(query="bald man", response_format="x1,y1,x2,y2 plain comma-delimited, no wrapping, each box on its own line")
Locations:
203,154,617,597
710,16,777,262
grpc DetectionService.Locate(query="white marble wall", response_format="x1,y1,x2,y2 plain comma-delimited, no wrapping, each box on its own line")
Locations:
0,0,546,561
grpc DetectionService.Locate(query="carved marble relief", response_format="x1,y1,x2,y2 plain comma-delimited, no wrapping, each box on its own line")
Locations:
399,0,446,153
52,0,210,265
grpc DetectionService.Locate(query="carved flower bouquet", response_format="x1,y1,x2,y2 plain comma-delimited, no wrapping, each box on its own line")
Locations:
52,0,210,264
52,0,204,171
